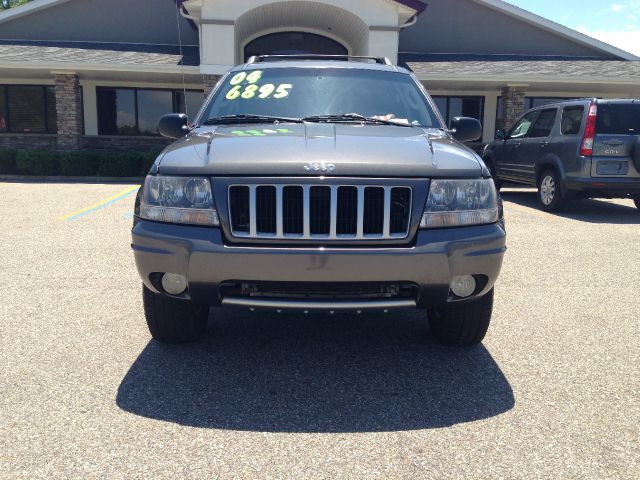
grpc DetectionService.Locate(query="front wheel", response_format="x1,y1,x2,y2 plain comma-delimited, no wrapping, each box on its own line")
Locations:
538,169,566,212
428,289,494,346
142,285,209,344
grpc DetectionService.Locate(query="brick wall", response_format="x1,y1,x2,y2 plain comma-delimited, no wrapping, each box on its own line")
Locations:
82,135,171,152
0,134,57,150
54,73,83,150
499,86,527,131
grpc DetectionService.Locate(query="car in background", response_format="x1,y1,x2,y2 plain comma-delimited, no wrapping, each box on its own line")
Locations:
483,99,640,211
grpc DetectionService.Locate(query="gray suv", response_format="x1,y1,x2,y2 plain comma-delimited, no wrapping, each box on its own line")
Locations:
132,55,506,346
484,99,640,211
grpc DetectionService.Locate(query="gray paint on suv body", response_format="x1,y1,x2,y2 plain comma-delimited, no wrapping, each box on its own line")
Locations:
134,59,504,311
157,124,484,178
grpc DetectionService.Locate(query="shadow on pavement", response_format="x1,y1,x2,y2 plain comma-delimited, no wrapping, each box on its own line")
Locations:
501,189,640,224
117,308,514,433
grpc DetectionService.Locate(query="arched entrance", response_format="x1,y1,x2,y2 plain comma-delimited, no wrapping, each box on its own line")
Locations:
244,31,348,62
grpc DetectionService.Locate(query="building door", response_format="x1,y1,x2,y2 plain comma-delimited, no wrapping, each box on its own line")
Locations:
244,32,348,61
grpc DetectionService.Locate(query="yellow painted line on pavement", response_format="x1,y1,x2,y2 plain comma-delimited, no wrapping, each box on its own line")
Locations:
59,185,139,221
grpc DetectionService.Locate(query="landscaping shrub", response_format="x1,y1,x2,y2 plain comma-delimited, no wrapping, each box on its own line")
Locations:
98,152,145,177
57,151,102,176
15,150,59,176
3,149,161,177
0,149,18,174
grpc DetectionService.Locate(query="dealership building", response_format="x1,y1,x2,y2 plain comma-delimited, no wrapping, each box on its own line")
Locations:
0,0,638,153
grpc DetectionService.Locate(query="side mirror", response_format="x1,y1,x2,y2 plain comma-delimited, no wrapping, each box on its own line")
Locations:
450,117,482,142
495,129,507,140
158,113,189,139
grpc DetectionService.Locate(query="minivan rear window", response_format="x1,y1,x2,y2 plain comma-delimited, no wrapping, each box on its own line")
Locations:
596,104,640,135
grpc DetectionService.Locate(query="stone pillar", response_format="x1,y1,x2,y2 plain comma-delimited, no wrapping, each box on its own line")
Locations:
54,72,83,150
203,75,221,98
499,85,527,131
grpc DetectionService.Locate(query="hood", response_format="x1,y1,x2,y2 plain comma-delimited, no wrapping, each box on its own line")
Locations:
157,123,484,178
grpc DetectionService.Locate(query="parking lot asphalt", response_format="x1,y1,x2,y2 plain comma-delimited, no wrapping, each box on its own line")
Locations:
1,181,638,479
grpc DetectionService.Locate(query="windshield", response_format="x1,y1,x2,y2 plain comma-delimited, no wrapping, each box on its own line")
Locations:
200,67,440,128
596,103,640,135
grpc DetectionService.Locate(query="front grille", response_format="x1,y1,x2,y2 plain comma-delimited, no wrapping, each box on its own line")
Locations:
228,184,412,240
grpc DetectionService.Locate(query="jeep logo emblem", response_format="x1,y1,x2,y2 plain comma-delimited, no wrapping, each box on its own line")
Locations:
304,161,336,174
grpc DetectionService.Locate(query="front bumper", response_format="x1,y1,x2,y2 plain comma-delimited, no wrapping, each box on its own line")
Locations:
132,220,506,309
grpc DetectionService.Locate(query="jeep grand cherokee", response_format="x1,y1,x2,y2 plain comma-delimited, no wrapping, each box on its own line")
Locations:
132,55,506,346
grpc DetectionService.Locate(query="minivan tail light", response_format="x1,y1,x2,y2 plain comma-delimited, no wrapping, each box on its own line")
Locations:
580,103,598,156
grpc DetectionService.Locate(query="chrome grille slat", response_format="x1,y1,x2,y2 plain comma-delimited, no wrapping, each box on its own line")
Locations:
249,185,257,237
228,183,412,241
383,186,391,238
275,185,284,237
356,186,365,239
329,186,338,238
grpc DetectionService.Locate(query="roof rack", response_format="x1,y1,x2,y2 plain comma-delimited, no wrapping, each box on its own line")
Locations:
246,54,394,66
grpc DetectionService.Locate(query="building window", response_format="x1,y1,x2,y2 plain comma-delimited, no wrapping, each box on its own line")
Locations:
244,32,348,62
96,87,204,136
0,85,57,134
432,96,484,131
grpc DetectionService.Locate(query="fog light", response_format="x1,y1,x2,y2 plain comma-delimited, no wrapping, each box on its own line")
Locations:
161,273,187,295
450,275,476,298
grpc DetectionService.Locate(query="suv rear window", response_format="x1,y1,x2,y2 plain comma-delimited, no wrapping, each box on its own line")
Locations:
596,103,640,135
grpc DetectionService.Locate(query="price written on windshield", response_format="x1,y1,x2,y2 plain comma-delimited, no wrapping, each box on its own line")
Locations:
225,71,292,101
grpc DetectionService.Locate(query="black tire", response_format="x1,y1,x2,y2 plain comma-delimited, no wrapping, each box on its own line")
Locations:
428,288,494,346
142,285,209,344
537,168,566,212
483,157,502,191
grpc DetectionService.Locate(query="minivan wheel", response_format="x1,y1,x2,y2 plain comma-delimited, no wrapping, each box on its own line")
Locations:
428,288,494,346
538,169,566,212
142,285,209,344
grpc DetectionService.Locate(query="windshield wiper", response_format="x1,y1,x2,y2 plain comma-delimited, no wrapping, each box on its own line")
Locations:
203,114,304,125
302,113,411,127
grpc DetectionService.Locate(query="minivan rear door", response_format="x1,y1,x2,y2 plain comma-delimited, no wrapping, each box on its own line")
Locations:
591,101,640,177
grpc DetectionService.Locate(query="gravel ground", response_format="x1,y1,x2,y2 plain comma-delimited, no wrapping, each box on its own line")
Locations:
1,182,638,479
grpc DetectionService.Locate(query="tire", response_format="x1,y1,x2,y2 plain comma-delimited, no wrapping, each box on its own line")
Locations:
142,285,209,344
428,288,494,346
483,157,502,191
537,169,566,212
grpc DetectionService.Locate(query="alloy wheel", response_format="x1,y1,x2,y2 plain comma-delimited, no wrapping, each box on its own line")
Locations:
540,175,555,206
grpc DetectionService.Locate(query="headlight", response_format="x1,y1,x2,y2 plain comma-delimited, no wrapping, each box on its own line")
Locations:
420,178,499,228
140,175,219,226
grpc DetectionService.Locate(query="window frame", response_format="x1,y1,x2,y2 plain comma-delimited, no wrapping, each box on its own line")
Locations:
0,84,59,134
96,86,204,136
432,95,485,134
